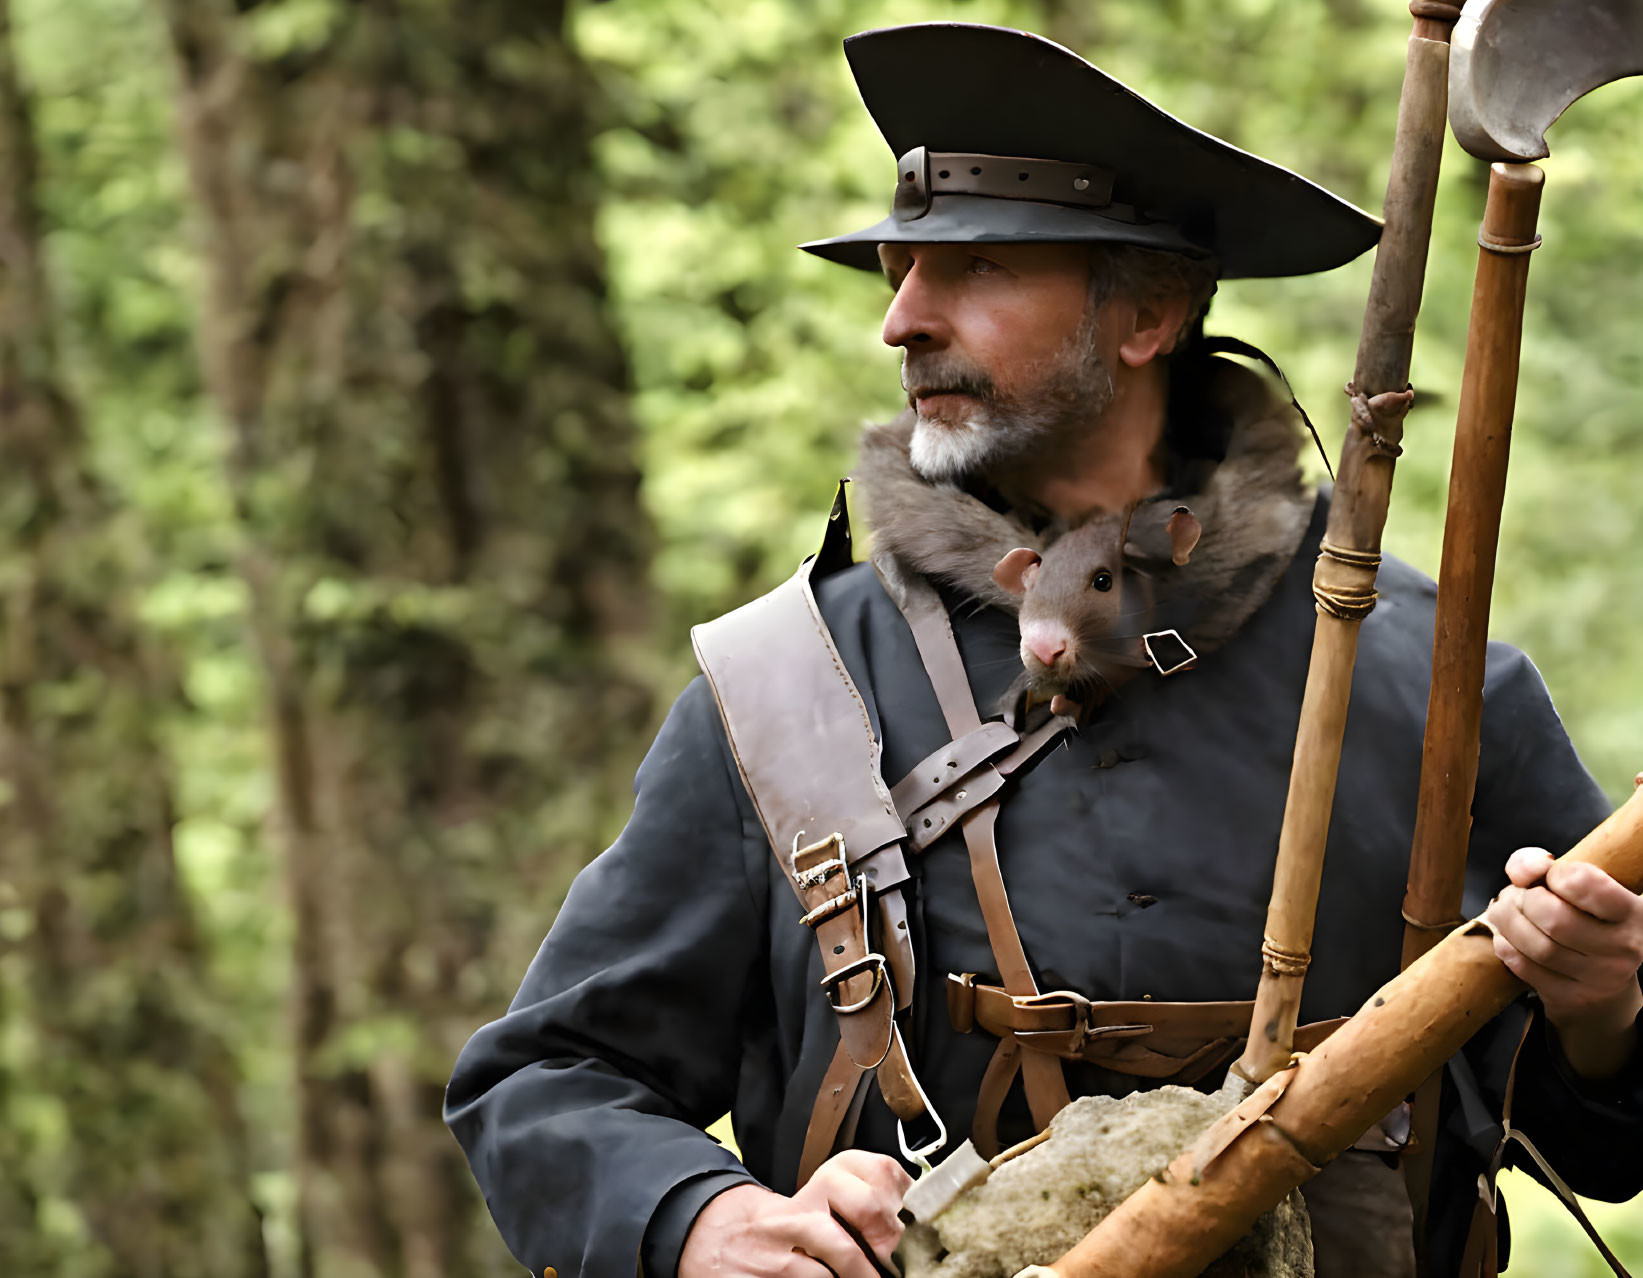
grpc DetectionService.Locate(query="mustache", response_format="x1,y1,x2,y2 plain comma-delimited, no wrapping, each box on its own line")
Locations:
901,353,998,403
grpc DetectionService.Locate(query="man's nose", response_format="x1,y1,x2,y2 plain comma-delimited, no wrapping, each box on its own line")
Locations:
881,260,949,350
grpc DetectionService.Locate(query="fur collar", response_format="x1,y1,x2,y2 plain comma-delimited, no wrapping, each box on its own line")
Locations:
851,358,1315,658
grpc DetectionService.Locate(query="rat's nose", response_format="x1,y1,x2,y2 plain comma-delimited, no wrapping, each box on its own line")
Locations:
1022,623,1072,670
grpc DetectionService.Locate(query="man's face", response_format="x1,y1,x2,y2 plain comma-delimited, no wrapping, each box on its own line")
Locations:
879,241,1115,483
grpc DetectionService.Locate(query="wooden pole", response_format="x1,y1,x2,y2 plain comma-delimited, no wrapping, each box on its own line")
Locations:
1041,786,1643,1278
1233,0,1465,1085
1396,159,1546,1252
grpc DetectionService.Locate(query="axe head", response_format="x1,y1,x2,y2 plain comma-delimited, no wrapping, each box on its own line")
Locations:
1451,0,1643,162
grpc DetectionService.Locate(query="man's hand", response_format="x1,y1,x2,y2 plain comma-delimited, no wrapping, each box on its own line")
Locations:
678,1150,912,1277
1485,836,1643,1080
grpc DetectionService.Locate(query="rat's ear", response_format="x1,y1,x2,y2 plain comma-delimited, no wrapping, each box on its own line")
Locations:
1126,502,1201,567
993,547,1042,596
1165,506,1202,566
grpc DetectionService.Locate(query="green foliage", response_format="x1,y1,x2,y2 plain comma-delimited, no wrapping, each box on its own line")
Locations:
2,0,1639,1272
580,0,1643,804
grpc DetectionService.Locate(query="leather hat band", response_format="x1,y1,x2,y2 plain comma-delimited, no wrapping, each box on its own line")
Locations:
892,147,1126,222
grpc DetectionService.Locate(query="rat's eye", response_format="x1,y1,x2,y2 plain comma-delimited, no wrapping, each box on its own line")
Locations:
1093,570,1114,592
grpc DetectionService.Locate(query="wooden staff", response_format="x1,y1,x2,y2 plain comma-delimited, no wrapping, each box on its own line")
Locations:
1233,0,1465,1086
1397,158,1545,1250
1038,786,1643,1278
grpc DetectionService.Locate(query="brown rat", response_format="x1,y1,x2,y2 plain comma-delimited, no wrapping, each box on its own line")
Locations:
993,501,1202,708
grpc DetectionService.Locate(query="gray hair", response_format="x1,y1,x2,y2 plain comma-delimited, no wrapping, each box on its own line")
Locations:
1087,245,1220,348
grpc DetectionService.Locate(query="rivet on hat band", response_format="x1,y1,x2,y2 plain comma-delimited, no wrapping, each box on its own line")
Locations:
892,147,1120,222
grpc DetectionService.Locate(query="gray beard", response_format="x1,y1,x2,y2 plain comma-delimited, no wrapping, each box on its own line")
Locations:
902,313,1115,486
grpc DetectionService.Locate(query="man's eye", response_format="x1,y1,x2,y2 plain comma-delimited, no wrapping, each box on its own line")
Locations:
968,257,1000,274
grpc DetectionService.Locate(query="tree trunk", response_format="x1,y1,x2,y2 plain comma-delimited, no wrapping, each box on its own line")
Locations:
0,1,267,1273
153,1,655,1272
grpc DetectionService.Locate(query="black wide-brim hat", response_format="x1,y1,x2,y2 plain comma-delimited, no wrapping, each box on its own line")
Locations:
801,24,1381,280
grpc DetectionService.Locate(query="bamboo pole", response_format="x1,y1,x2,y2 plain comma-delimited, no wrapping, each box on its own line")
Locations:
1397,159,1546,1252
1040,786,1643,1278
1233,0,1465,1086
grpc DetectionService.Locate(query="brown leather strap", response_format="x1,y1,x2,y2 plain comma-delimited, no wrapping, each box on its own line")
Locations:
961,799,1075,1132
888,568,1076,1137
905,766,1007,851
691,554,905,865
1018,1043,1074,1130
798,1039,869,1186
895,714,1073,851
1459,1012,1534,1278
872,1025,926,1122
875,891,915,1012
950,977,1350,1082
959,803,1036,993
790,833,893,1071
889,565,983,739
972,1037,1024,1160
694,526,940,1163
890,721,1019,815
1458,1193,1499,1278
1463,1011,1636,1278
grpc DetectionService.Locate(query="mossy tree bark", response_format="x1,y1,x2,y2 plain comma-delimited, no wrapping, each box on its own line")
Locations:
153,1,654,1272
0,1,267,1273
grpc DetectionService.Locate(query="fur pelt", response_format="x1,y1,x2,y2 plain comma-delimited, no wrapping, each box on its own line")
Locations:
850,358,1314,657
851,415,1043,616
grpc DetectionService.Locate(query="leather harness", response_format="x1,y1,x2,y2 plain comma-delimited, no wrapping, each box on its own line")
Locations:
688,487,1639,1278
692,485,1337,1181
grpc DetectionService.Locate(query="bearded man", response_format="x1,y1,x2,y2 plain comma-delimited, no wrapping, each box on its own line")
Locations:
446,24,1643,1278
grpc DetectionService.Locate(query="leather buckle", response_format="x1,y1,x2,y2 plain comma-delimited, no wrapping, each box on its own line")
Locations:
1012,991,1156,1059
1011,988,1093,1020
1009,989,1095,1058
1143,629,1198,677
821,953,889,1015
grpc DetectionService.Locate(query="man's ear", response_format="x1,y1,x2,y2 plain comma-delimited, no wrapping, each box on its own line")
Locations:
1117,288,1194,368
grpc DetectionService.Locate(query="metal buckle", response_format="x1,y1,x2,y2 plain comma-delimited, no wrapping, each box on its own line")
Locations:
794,857,846,892
1143,629,1198,677
792,831,850,906
820,952,889,1015
791,830,846,881
894,1024,949,1171
797,888,859,930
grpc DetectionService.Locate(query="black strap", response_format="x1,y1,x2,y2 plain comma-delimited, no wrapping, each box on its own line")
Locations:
1203,335,1334,481
1457,1009,1634,1278
1486,1127,1634,1278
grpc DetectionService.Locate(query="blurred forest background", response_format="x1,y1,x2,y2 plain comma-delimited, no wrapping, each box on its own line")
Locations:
0,0,1637,1275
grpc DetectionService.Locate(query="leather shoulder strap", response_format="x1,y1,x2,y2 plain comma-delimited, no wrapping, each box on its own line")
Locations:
692,485,945,1181
690,565,904,872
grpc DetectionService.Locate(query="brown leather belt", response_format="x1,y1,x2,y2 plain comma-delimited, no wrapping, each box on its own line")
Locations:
950,974,1349,1082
